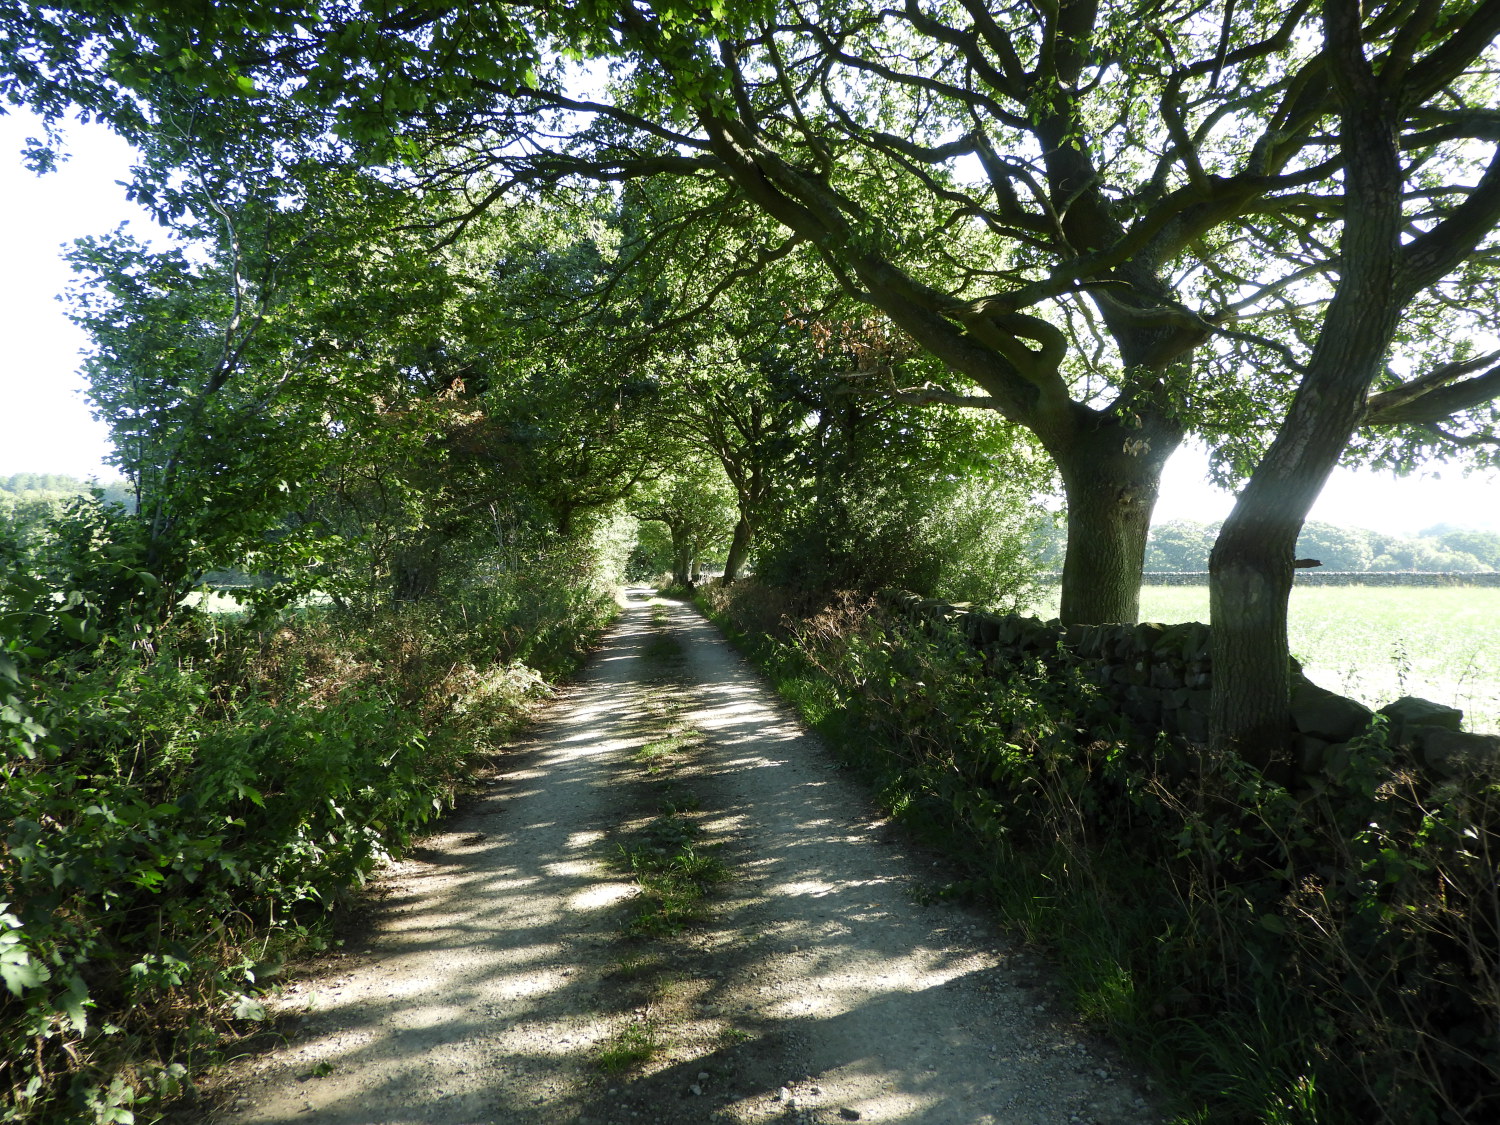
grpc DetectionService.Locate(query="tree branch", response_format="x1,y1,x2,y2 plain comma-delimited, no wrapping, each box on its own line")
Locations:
831,366,1002,412
1402,0,1500,105
1364,354,1500,426
1399,142,1500,299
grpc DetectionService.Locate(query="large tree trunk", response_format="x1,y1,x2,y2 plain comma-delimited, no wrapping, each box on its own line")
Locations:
1208,374,1393,767
670,527,695,587
1209,28,1402,768
1054,428,1177,625
722,514,752,583
1208,500,1301,771
1207,386,1380,769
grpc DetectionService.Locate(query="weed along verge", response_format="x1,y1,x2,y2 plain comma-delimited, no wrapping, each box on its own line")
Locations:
619,603,731,945
206,588,1159,1125
597,603,735,1073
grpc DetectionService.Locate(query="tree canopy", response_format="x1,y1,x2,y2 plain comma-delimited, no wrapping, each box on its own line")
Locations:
6,0,1500,757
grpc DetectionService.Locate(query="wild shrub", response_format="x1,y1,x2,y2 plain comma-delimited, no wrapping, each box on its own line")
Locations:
1,631,454,1121
697,580,801,640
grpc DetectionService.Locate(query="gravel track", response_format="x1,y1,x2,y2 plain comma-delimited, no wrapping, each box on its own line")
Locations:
207,589,1162,1125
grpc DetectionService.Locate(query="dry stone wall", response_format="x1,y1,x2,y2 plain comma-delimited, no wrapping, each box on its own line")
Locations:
877,590,1500,782
1064,571,1500,587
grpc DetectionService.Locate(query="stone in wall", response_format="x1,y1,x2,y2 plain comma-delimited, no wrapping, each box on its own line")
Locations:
1421,729,1500,778
1377,696,1464,744
1290,679,1375,742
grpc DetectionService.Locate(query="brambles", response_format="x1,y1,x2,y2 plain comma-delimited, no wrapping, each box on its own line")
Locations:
0,567,614,1121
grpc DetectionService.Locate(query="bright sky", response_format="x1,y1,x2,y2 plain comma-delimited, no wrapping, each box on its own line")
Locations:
0,110,157,481
1154,442,1499,534
1,108,1496,532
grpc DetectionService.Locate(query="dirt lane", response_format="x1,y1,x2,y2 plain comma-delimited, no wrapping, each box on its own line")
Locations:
209,589,1160,1125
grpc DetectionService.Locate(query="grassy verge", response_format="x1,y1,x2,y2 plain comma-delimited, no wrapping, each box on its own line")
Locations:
593,597,733,1074
695,581,1500,1125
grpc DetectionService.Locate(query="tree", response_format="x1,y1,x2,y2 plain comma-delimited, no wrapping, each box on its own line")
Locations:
10,1,1500,759
1146,520,1220,573
1295,523,1377,572
742,351,1046,602
1367,534,1482,572
1208,0,1500,764
630,460,737,587
59,142,673,611
641,294,832,585
659,349,804,584
1435,527,1500,569
59,144,527,617
19,0,1496,622
0,1,1189,623
68,197,359,613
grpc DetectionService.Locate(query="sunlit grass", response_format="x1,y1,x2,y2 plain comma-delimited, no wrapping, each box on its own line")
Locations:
595,1022,659,1072
179,589,335,615
634,729,699,770
1026,585,1500,732
617,813,730,937
179,589,250,614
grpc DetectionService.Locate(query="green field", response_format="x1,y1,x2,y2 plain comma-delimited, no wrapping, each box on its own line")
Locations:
1027,585,1500,734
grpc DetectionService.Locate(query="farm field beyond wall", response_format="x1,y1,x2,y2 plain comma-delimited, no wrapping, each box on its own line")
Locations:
1025,585,1500,735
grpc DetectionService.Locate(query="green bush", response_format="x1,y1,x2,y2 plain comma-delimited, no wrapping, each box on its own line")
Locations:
1,523,614,1121
1,638,448,1121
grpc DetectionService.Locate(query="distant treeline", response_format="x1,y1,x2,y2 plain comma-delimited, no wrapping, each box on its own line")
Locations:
1033,518,1500,573
0,473,134,511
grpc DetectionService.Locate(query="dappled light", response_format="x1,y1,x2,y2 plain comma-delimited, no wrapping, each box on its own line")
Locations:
216,590,1153,1125
6,3,1500,1119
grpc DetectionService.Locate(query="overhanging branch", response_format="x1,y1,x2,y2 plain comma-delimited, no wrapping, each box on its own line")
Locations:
831,367,1001,412
1363,352,1500,425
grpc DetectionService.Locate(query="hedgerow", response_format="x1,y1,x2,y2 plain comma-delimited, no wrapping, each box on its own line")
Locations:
1,513,614,1123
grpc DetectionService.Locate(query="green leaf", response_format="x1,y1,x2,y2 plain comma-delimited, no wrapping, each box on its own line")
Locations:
232,994,267,1021
61,974,91,1032
0,953,51,997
